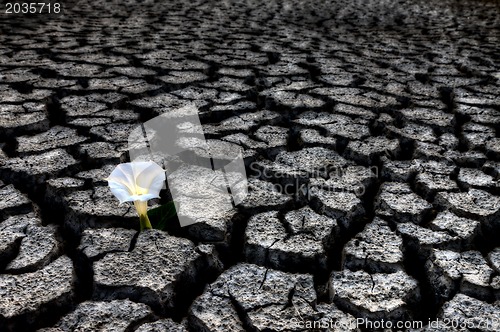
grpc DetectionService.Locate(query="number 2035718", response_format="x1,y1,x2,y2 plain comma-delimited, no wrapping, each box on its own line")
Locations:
5,2,61,14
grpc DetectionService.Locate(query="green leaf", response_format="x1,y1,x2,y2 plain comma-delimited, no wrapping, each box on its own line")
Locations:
147,201,178,230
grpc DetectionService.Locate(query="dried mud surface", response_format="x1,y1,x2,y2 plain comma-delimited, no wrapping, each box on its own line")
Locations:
0,0,499,330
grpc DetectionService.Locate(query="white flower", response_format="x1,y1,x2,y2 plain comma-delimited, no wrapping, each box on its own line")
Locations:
106,161,165,230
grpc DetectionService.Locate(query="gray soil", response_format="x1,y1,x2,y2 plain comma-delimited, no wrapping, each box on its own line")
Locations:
0,0,499,331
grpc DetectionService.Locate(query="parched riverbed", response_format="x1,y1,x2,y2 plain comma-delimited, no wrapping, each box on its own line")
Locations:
0,0,499,330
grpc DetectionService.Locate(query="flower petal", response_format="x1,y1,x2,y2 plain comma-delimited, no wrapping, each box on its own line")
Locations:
131,161,159,179
107,163,136,195
147,172,166,197
108,180,135,204
129,193,159,202
107,161,165,204
134,161,166,197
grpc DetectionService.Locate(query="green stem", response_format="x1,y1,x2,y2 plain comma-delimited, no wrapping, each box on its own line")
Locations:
139,213,152,231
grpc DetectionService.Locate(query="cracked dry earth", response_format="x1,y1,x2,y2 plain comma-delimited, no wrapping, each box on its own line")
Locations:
0,0,500,331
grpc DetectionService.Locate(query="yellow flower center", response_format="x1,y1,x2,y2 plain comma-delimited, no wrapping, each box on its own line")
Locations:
134,185,149,196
